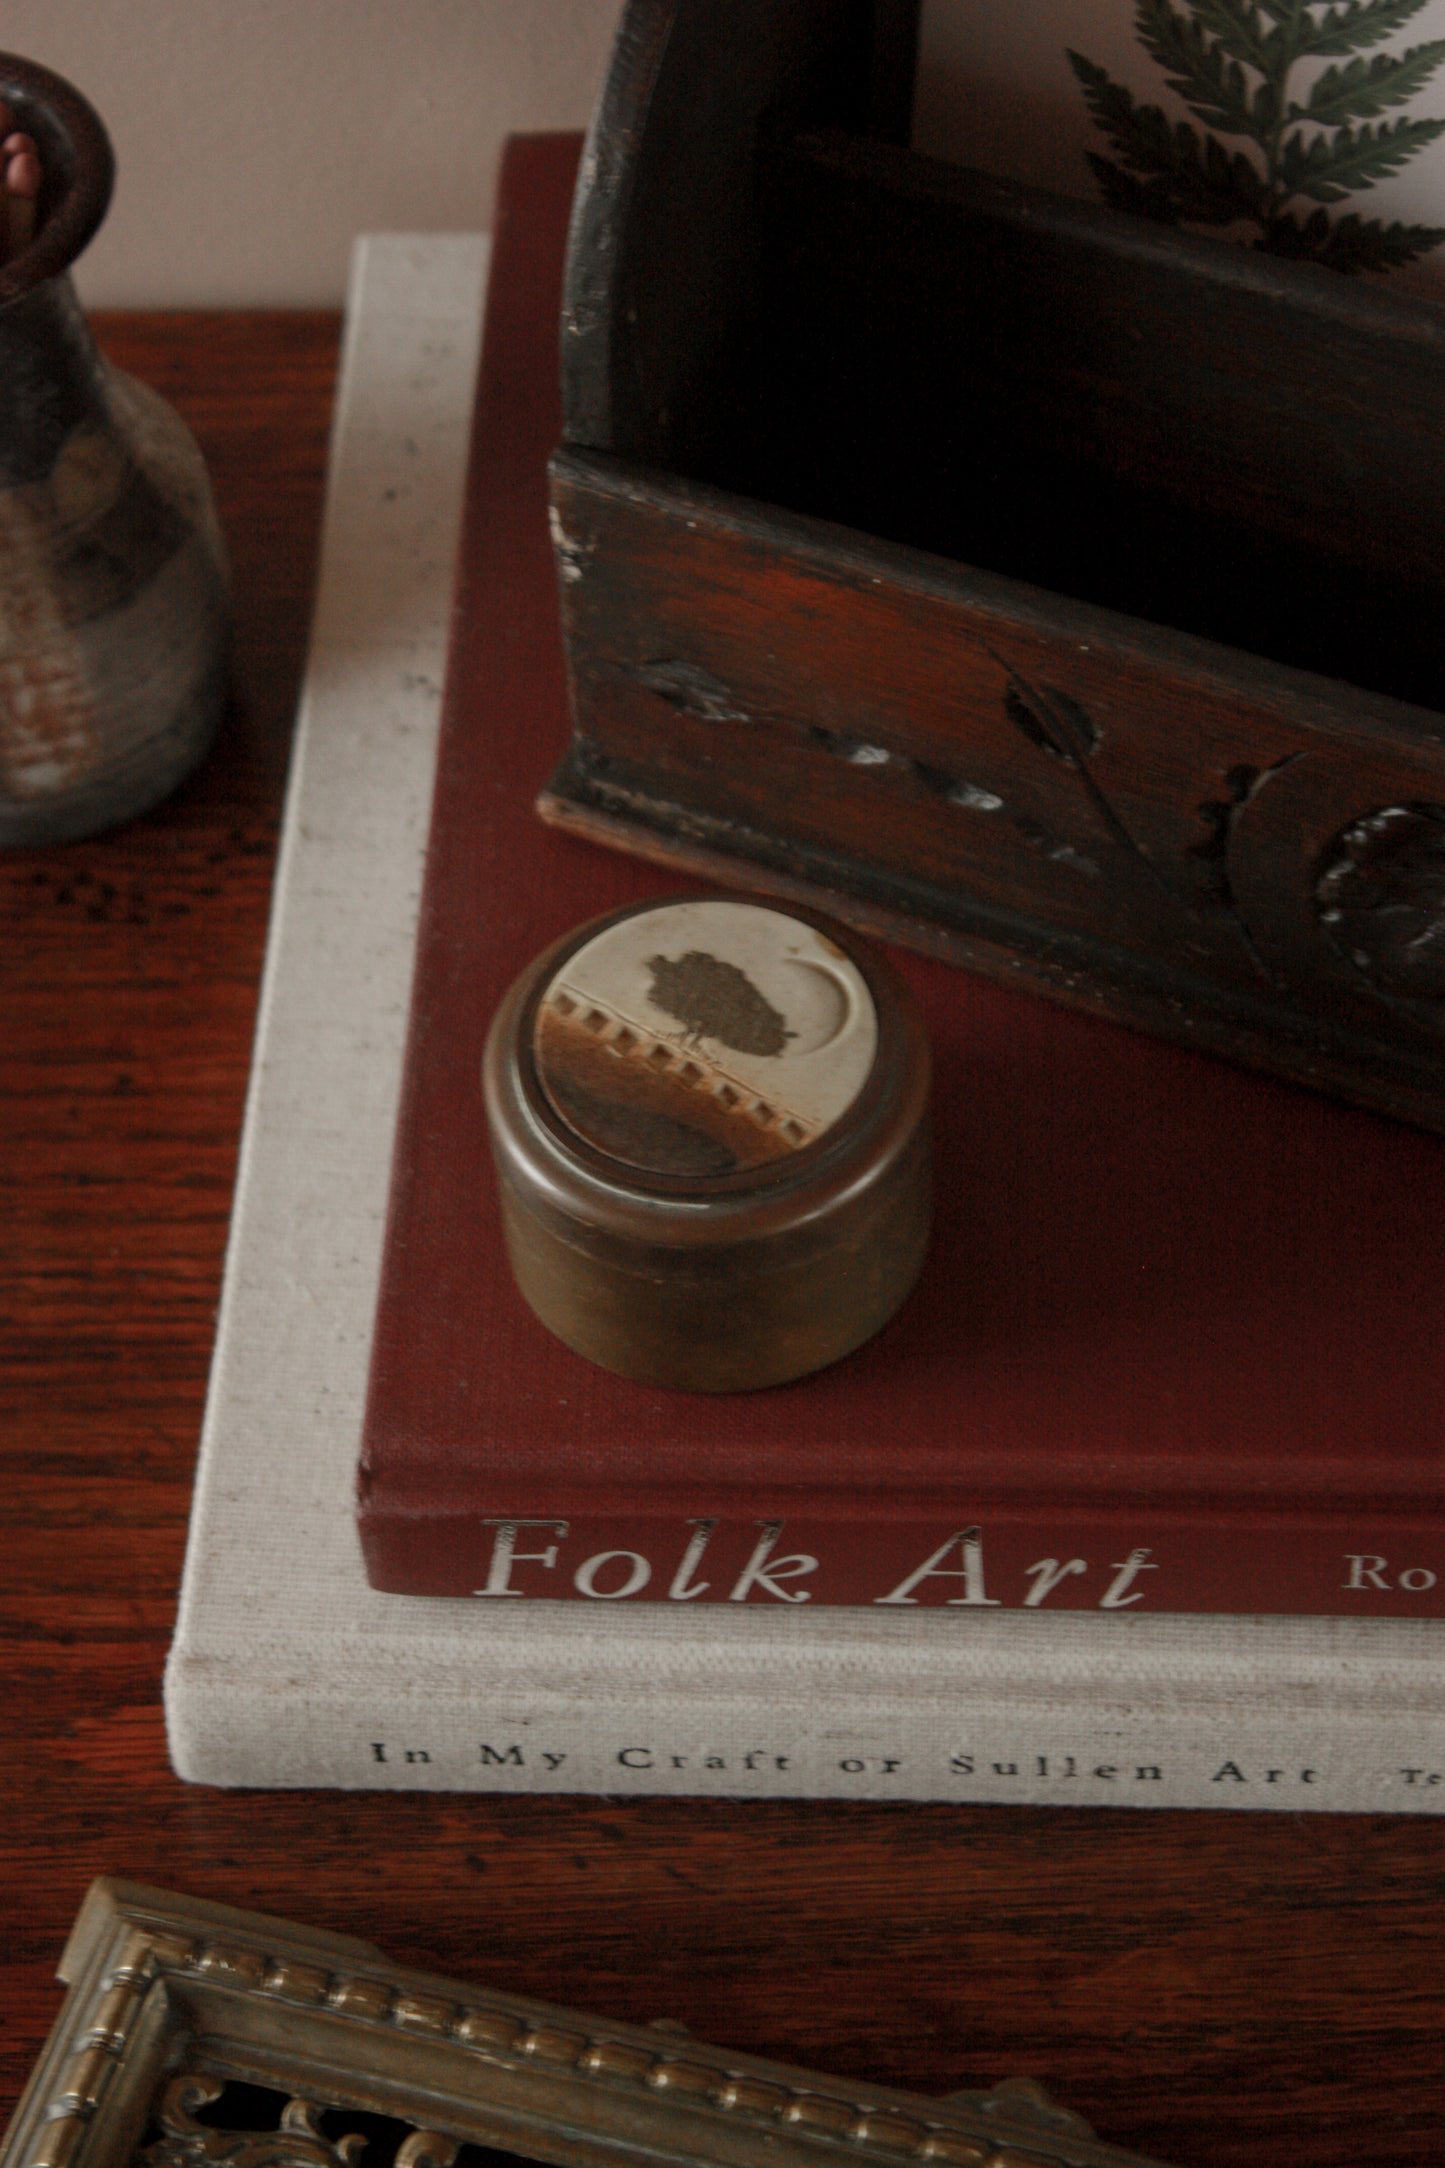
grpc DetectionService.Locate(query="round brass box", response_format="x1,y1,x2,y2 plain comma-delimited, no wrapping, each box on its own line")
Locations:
482,896,931,1392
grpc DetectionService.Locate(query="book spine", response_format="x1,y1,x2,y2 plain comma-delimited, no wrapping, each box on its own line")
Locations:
165,1667,1445,1811
357,1506,1445,1618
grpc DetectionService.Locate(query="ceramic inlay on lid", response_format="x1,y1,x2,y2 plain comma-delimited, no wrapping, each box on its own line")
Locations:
533,900,879,1177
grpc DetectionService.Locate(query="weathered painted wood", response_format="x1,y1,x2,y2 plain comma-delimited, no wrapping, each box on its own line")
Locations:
547,0,1445,1126
547,449,1445,1128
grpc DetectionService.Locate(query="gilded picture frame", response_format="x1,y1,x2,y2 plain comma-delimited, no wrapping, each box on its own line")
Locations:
2,1882,1172,2168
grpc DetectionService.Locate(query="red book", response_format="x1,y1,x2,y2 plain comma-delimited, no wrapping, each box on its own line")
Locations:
357,134,1445,1617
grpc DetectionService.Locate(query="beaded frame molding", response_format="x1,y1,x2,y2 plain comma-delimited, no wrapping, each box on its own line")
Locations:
1,1883,1173,2168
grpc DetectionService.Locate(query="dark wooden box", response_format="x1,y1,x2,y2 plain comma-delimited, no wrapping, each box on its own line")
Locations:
541,0,1445,1130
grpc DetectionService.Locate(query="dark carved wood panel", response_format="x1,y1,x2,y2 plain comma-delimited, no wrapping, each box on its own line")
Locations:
549,0,1445,1130
547,447,1445,1127
3,310,1445,2168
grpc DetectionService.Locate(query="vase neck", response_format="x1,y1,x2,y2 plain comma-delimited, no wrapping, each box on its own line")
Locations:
0,270,109,488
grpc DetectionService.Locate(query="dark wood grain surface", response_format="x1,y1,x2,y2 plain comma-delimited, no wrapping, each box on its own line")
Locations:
2,313,1443,2168
552,12,1445,1132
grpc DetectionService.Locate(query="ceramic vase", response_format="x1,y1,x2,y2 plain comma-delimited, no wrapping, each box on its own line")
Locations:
0,53,229,847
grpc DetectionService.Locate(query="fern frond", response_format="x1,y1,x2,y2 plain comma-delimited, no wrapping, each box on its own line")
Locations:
1068,55,1264,220
1069,52,1175,169
1288,0,1434,59
1281,113,1445,197
1319,209,1445,265
1204,132,1271,212
1086,140,1261,228
1187,0,1275,71
1259,203,1335,255
1250,75,1284,132
1073,0,1445,274
1086,151,1186,221
1136,0,1262,135
1289,41,1445,122
1264,204,1445,265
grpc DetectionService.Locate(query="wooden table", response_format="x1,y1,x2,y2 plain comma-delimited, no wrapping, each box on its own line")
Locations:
3,313,1442,2168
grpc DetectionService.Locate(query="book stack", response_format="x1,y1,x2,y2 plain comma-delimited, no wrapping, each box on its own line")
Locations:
165,143,1445,1810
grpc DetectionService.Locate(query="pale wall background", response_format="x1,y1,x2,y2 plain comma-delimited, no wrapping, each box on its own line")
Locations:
7,0,1445,307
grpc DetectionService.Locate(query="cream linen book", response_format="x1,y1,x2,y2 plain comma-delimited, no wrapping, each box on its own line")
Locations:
164,232,1445,1810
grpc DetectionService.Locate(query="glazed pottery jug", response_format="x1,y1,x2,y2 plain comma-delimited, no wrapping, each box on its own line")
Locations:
0,53,229,846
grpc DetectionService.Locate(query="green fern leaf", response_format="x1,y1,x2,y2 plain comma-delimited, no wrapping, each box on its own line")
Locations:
1069,52,1180,173
1319,209,1445,265
1226,142,1271,209
1290,0,1435,60
1069,55,1264,220
1188,0,1275,71
1137,0,1261,132
1086,151,1187,221
1259,203,1336,258
1281,113,1445,197
1257,19,1295,71
1265,204,1445,265
1289,41,1445,122
1251,75,1283,130
1068,52,1162,162
1073,0,1445,274
1201,130,1272,210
